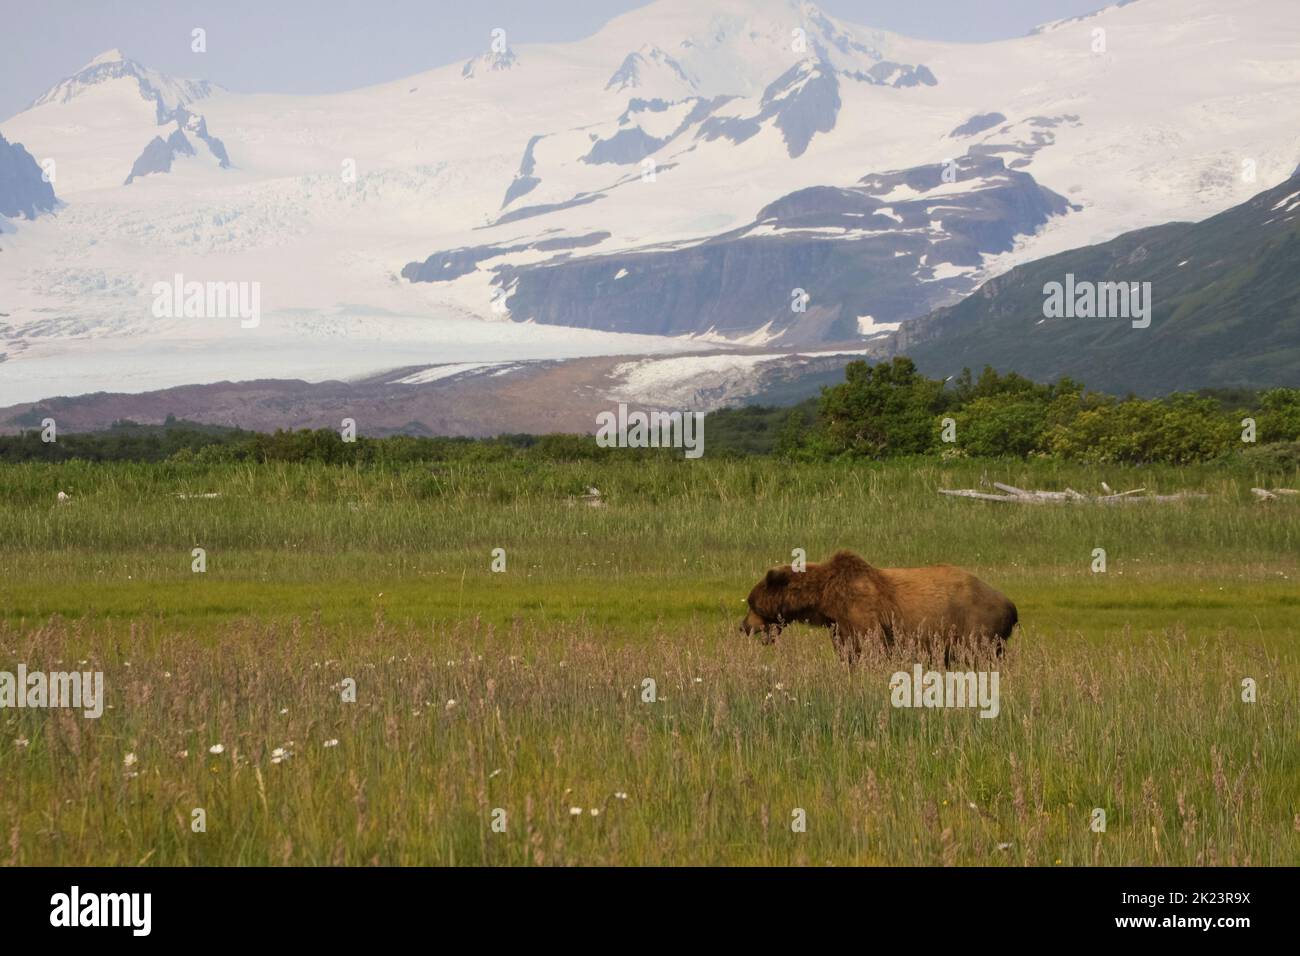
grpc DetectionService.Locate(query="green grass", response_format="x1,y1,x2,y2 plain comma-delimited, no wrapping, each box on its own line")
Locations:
0,457,1296,864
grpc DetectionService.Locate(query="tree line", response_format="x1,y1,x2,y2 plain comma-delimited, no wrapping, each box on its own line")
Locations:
2,361,1297,466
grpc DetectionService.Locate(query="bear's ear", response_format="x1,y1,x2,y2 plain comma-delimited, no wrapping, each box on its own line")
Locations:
765,567,791,589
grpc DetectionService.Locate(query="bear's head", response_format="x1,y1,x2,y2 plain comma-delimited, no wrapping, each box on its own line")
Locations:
740,566,794,643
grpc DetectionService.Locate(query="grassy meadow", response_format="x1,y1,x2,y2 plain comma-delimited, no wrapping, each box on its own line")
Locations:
0,456,1297,865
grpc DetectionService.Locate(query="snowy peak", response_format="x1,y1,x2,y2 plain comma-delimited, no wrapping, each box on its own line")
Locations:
605,46,698,95
461,46,519,79
28,48,220,118
589,0,933,97
86,48,128,67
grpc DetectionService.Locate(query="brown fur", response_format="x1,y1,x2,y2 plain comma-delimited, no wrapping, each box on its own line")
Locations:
740,550,1017,664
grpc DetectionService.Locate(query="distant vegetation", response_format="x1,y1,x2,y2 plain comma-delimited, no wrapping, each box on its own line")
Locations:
778,359,1300,465
3,361,1298,467
0,417,617,465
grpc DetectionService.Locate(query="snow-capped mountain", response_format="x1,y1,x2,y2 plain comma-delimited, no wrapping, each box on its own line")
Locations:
1,0,1299,407
5,49,229,194
28,47,219,113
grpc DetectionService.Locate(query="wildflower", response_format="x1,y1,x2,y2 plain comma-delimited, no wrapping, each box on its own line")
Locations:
569,807,582,816
323,739,340,748
614,792,628,800
15,738,29,749
123,752,138,768
445,699,457,711
590,808,601,816
208,744,225,755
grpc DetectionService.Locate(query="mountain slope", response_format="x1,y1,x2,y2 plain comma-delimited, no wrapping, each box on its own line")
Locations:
0,348,873,435
893,172,1300,394
0,0,1298,406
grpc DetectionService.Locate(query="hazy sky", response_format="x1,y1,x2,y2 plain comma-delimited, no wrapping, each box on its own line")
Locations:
2,0,1108,120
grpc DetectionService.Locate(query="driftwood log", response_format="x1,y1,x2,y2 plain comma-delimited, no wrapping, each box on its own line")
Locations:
1251,488,1299,501
939,482,1209,504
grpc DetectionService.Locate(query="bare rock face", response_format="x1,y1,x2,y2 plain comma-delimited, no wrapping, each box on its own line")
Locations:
427,153,1073,345
0,134,57,219
124,129,192,184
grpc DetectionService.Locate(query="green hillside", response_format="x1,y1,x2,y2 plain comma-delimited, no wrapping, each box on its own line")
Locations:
897,171,1300,394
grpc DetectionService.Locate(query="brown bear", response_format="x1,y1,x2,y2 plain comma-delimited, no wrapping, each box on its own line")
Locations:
740,550,1017,664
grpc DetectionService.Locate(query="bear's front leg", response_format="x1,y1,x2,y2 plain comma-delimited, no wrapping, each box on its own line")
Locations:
829,623,862,667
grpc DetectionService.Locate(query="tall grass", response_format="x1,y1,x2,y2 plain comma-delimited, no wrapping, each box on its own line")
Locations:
0,617,1293,865
0,458,1295,864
